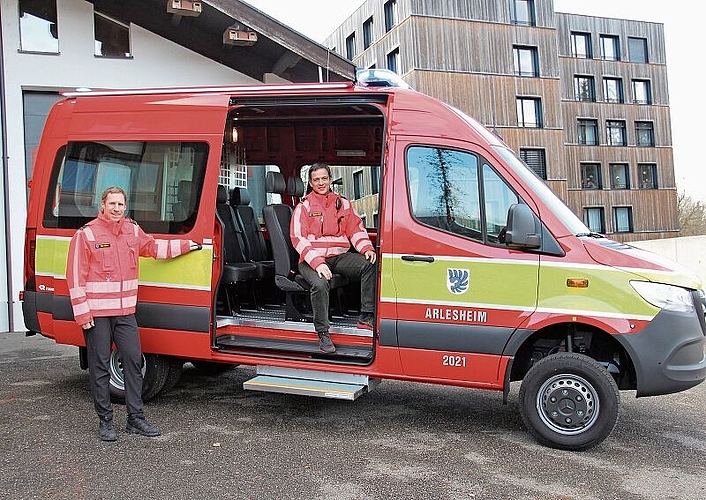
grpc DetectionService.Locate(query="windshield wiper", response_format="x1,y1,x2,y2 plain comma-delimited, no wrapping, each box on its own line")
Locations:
576,232,605,238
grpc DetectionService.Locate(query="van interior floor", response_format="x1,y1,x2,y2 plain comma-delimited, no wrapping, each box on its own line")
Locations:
214,306,374,365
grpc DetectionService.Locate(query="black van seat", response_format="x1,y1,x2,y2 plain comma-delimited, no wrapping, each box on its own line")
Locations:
262,172,347,322
215,185,258,312
172,179,192,221
230,187,275,279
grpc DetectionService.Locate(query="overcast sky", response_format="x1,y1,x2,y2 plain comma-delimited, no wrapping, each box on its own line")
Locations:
245,0,704,201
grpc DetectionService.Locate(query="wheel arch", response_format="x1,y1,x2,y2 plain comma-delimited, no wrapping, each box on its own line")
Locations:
505,322,637,390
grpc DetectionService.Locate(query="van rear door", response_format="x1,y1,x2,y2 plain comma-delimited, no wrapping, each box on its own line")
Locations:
386,137,540,386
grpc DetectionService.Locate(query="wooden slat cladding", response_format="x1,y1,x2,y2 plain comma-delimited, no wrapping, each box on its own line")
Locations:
409,0,556,26
555,13,666,65
410,71,562,128
409,17,560,77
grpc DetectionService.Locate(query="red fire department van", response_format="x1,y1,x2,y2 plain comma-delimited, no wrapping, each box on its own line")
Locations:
21,70,706,450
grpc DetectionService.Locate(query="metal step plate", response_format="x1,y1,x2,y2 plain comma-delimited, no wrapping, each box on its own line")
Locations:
244,375,366,400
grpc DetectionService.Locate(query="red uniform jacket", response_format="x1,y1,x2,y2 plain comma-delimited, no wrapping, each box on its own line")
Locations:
290,191,374,270
66,212,192,326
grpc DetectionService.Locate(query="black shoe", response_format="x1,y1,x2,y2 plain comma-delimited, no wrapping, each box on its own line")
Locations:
99,419,117,442
356,312,374,330
317,331,336,353
126,417,161,437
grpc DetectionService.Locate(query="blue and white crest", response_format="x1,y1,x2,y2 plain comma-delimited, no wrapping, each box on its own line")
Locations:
447,268,470,295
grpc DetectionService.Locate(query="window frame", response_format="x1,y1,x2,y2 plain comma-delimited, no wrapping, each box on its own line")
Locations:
609,163,630,190
513,45,539,77
603,76,624,103
628,36,648,63
345,32,356,60
577,119,599,146
571,31,592,59
580,162,602,190
574,75,596,102
632,79,652,104
613,206,634,233
583,207,606,234
19,0,59,53
635,121,655,147
384,0,396,32
363,16,373,50
519,148,547,180
600,34,621,61
606,120,627,146
386,47,399,74
516,96,543,128
511,0,536,27
93,11,132,58
638,163,658,189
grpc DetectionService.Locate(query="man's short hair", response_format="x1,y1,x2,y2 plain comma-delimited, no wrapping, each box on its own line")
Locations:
308,163,332,180
101,186,127,204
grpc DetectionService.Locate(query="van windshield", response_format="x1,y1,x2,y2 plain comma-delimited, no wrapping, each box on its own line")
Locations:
492,146,591,236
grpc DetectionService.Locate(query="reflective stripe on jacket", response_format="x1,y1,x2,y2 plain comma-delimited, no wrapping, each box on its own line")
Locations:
290,191,374,270
66,212,192,325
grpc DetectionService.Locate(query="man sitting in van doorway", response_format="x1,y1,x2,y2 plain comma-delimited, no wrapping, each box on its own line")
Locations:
66,186,201,441
290,163,377,353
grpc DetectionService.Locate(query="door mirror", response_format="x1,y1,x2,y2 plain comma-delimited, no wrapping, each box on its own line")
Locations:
504,203,541,249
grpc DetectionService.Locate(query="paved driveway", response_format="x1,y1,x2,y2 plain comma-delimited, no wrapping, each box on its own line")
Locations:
1,332,705,499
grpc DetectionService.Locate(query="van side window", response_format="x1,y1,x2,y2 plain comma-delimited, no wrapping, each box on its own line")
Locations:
406,146,520,244
43,141,208,234
483,163,520,243
406,146,482,241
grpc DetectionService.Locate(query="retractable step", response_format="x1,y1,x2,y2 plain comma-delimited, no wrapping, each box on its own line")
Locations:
243,366,380,401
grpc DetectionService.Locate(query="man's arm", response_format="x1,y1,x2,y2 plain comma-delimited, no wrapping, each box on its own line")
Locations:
134,223,199,259
290,203,327,271
66,230,94,328
343,200,375,260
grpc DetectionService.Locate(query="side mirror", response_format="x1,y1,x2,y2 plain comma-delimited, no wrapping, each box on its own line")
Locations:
504,204,541,249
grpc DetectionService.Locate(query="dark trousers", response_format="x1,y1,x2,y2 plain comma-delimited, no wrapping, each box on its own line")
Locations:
84,314,144,422
298,252,377,333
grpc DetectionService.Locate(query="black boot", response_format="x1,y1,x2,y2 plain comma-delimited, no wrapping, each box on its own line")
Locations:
99,419,117,442
126,417,161,437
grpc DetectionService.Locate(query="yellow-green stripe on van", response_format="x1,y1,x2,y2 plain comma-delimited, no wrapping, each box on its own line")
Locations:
35,236,212,290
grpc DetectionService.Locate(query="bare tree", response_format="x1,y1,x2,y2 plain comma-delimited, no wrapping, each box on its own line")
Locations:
678,190,706,236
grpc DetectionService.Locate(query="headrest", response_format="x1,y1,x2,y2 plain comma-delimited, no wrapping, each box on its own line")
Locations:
265,171,285,194
216,184,228,204
230,187,251,206
287,177,305,198
177,179,192,202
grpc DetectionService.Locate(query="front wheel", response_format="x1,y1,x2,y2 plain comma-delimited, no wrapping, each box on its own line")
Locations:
519,352,620,451
108,350,171,403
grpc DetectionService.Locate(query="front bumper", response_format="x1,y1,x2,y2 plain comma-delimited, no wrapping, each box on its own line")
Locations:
617,295,706,397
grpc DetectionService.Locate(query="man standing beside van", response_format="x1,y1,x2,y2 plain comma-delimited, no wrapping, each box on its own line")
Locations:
290,163,377,353
66,186,200,441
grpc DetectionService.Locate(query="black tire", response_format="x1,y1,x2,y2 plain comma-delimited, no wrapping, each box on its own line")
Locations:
519,352,620,451
108,351,171,403
190,360,236,376
161,358,184,394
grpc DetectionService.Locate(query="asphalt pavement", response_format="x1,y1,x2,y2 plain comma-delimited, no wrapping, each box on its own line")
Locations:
1,332,705,500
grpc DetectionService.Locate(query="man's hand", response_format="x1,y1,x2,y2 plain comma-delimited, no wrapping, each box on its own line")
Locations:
81,320,95,330
316,263,332,280
364,250,377,264
189,240,202,250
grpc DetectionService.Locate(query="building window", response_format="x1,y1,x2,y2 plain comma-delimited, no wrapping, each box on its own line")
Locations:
511,0,536,26
519,148,547,179
606,120,627,146
628,37,648,63
600,34,620,61
610,163,630,189
574,75,596,101
613,207,633,233
384,1,396,32
603,77,623,103
636,121,655,147
345,33,356,60
581,163,601,189
386,48,399,73
94,12,131,57
353,170,364,200
19,0,59,53
578,119,599,146
516,97,542,128
371,166,380,194
363,17,373,50
638,163,658,189
513,45,539,77
571,32,592,59
632,79,652,104
583,207,605,233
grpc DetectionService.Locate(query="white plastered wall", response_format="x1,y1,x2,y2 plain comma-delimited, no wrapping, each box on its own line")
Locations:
1,0,260,331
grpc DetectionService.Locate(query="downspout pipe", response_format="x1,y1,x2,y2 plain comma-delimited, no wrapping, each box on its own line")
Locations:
0,13,16,331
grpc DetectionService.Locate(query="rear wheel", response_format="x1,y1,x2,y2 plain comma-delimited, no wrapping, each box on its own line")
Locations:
108,350,171,403
519,352,620,450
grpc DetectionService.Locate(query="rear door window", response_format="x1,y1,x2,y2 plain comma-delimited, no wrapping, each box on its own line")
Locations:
43,141,208,234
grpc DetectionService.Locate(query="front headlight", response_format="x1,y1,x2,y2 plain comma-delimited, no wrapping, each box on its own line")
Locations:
630,281,695,314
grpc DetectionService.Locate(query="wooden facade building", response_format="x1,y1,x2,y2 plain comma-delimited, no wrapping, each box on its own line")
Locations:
326,0,677,241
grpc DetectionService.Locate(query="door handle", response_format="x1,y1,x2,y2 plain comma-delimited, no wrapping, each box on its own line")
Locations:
401,255,434,263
